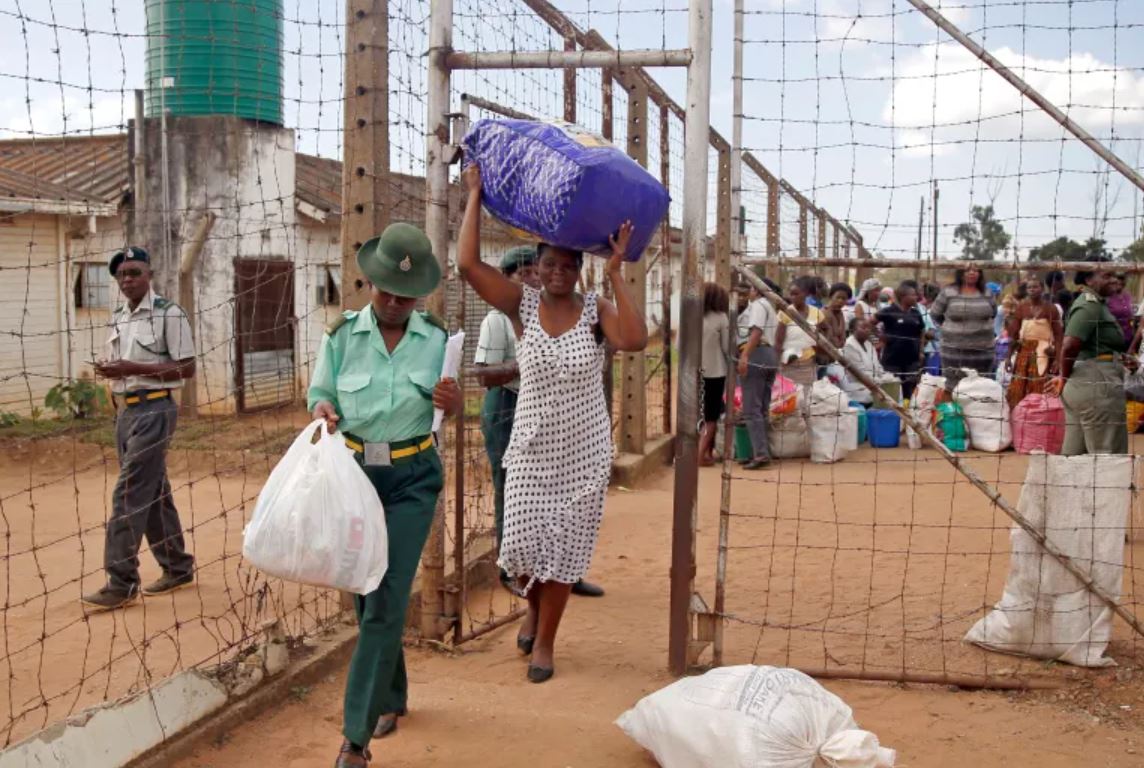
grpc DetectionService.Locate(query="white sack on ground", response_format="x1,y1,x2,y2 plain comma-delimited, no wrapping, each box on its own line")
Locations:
808,379,858,463
616,665,895,768
953,369,1011,452
906,373,946,450
964,454,1135,667
243,420,388,595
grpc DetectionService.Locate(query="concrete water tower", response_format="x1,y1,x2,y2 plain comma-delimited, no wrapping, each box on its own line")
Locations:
135,0,298,414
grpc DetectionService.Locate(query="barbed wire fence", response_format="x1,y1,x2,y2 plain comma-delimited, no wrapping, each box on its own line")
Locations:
0,0,706,749
689,0,1144,697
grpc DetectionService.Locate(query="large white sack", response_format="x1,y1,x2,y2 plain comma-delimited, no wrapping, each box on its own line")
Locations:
770,410,810,458
615,665,895,768
953,369,1011,452
964,454,1135,667
906,373,946,450
243,420,388,595
808,379,858,464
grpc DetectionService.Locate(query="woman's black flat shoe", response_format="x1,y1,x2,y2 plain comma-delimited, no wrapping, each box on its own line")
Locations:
516,634,535,656
527,665,554,683
372,707,406,739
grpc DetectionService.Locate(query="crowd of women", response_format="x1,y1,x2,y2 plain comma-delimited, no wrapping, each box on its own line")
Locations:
701,261,1140,468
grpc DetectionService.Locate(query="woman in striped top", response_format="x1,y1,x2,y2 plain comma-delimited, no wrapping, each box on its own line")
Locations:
930,267,997,387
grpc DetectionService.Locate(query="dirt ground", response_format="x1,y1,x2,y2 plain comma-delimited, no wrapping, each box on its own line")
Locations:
174,448,1144,768
0,412,339,747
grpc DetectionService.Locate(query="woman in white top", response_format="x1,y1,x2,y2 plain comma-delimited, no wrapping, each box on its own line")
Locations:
774,280,824,387
841,316,888,404
854,277,883,321
700,283,730,466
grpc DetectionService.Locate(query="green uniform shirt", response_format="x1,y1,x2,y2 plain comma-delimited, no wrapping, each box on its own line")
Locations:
1064,288,1126,360
307,309,446,442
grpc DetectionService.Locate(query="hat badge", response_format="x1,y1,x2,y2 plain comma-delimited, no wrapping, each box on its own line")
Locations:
399,254,412,272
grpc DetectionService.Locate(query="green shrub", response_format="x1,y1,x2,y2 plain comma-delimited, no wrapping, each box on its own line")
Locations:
44,380,108,420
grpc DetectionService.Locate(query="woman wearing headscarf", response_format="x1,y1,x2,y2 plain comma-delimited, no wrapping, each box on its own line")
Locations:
1005,275,1062,409
930,266,997,385
458,164,647,684
854,278,882,321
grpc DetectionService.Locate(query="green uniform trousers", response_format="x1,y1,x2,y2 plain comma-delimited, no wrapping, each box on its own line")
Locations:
1062,359,1129,456
342,448,443,747
479,386,517,544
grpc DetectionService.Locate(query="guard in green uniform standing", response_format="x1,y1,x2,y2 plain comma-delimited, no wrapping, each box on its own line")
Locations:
475,246,605,598
1048,260,1132,455
308,223,460,768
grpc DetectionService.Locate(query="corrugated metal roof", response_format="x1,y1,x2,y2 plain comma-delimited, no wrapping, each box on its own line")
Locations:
0,134,130,205
0,165,96,204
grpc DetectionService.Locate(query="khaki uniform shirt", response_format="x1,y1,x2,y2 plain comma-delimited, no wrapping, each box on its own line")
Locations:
1064,288,1126,360
106,290,196,394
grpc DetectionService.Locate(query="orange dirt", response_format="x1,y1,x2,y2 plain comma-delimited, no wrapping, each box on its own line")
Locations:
173,448,1144,768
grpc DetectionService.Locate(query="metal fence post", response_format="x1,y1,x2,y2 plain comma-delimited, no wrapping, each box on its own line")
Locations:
660,103,673,437
422,0,453,642
669,0,712,677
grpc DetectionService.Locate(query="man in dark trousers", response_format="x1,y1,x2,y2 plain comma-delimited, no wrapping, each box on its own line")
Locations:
82,246,197,610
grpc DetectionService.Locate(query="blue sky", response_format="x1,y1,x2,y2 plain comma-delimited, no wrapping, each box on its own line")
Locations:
1,0,1141,263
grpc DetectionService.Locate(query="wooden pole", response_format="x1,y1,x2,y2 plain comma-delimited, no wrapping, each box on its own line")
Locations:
177,212,214,417
341,0,391,311
619,69,649,456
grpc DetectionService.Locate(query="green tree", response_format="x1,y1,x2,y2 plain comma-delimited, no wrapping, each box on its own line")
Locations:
1123,237,1144,263
1028,236,1111,262
952,205,1011,261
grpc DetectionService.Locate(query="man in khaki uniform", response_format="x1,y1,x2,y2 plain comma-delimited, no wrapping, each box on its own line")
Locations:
82,246,197,611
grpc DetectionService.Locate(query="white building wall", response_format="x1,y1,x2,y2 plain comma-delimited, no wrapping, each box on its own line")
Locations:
0,214,64,416
293,219,342,396
66,216,128,386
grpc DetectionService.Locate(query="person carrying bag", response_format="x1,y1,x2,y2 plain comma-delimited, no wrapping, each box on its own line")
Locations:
307,223,461,767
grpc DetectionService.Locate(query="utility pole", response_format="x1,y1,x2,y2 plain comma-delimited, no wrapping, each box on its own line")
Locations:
915,196,924,280
931,180,940,279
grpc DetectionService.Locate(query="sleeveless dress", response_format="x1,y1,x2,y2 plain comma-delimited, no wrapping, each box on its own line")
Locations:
498,284,614,591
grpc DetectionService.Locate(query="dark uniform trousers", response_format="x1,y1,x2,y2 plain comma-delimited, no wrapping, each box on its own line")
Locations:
106,396,195,592
343,448,443,748
742,345,778,461
480,386,517,543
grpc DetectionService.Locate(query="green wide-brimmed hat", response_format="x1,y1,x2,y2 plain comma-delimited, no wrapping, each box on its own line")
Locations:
499,244,537,273
356,223,441,298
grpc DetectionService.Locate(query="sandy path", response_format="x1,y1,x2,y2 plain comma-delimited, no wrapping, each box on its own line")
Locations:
176,456,1144,768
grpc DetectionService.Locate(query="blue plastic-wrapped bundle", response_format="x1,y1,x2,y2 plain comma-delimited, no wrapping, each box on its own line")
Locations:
463,119,671,262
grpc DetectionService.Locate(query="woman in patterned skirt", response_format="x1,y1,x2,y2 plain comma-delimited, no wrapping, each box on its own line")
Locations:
1004,276,1062,409
457,164,648,683
930,266,997,387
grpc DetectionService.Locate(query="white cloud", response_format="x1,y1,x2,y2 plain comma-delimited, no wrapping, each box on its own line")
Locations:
885,42,1144,155
932,0,973,26
0,93,130,139
819,0,895,47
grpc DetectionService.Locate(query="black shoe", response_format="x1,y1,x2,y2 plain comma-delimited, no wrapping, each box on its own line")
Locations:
743,457,772,470
335,740,371,767
527,665,554,684
516,633,535,656
80,585,139,612
141,572,194,597
571,579,605,598
372,706,406,739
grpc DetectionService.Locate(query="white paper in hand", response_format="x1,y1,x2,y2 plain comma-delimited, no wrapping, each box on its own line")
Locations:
432,330,465,433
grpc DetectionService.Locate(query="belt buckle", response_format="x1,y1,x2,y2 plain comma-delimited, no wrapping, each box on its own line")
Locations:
363,442,392,467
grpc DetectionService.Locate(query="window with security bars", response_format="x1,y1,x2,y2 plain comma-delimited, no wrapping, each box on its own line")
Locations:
317,264,341,306
74,263,111,309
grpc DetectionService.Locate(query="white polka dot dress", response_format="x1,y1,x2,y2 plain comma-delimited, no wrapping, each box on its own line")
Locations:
498,284,613,591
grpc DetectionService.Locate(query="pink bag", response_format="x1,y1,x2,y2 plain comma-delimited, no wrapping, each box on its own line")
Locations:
1011,394,1066,455
770,375,799,416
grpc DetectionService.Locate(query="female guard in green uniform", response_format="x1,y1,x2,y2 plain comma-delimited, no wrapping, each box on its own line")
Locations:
1048,262,1132,455
308,223,460,767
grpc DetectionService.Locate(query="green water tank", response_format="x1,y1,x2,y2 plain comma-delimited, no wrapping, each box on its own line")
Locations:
144,0,283,125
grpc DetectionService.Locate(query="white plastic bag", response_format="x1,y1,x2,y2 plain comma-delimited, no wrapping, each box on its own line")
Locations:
964,455,1135,667
243,420,388,595
615,665,896,768
906,373,946,450
808,379,857,464
953,369,1011,452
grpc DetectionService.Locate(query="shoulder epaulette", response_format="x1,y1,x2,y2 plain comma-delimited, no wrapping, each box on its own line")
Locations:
326,310,357,336
420,310,447,333
152,296,172,310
